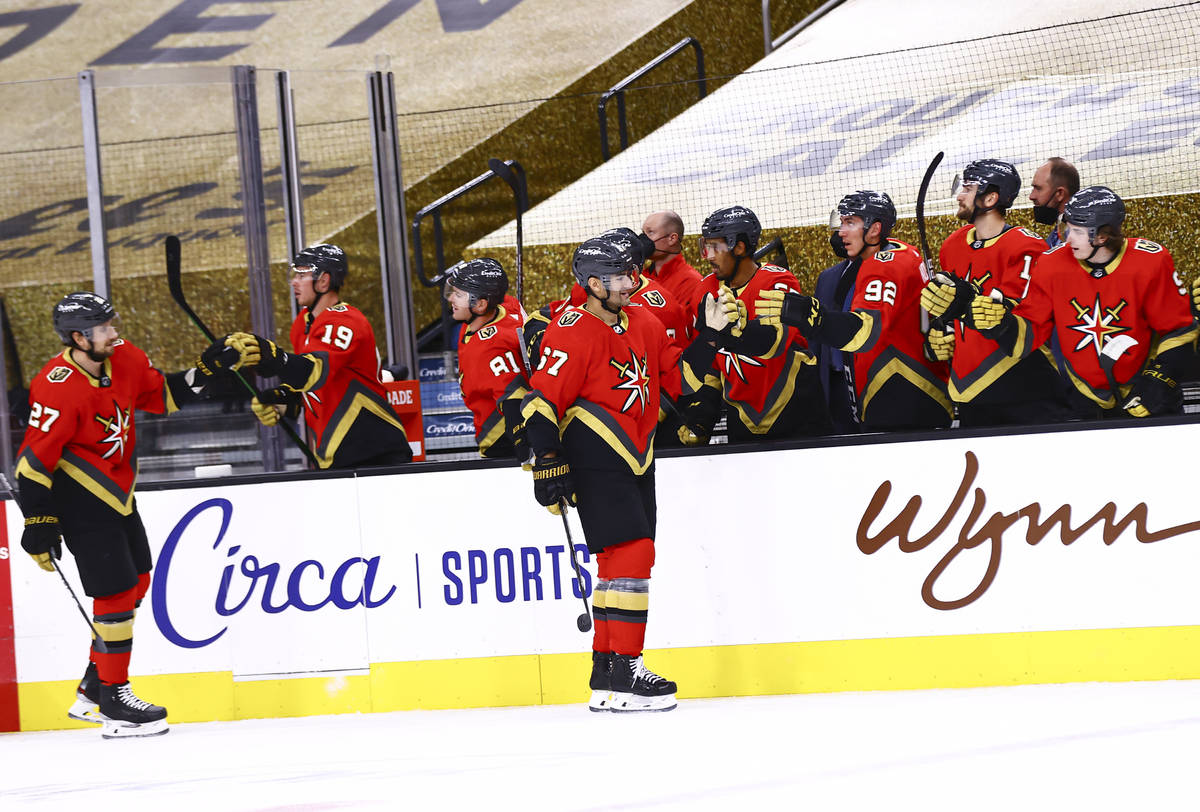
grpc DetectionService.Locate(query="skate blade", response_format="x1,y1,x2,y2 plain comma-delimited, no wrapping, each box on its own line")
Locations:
101,718,170,739
609,692,677,713
67,698,104,724
588,689,613,712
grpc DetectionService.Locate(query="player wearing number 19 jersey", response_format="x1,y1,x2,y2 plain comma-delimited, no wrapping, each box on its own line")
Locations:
240,244,412,469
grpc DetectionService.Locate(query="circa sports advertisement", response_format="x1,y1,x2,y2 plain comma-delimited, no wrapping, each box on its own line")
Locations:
7,421,1200,701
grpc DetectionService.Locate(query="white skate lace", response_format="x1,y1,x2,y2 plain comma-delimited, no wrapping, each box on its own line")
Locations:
634,657,666,685
117,684,153,711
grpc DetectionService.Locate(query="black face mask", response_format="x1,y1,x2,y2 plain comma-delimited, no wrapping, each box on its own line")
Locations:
1033,205,1059,226
829,231,849,259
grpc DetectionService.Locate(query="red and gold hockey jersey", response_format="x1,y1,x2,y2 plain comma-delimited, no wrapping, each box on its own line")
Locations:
289,302,411,468
522,303,682,473
567,277,692,349
839,240,952,423
938,224,1054,403
684,264,816,434
16,341,174,520
456,305,529,455
1005,237,1197,405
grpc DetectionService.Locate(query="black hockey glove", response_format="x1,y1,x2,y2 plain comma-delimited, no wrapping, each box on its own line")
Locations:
676,388,722,446
21,515,62,573
226,332,279,374
755,289,824,338
196,335,244,377
532,456,576,516
1122,360,1181,417
251,386,303,427
921,274,977,325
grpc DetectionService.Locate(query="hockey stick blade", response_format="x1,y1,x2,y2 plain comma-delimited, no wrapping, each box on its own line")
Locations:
164,236,320,468
915,151,945,333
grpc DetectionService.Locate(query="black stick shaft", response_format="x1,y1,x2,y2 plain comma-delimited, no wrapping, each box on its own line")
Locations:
51,559,107,653
559,503,594,632
164,236,320,468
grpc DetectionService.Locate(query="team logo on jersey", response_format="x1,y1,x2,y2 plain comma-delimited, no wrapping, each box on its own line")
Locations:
1134,239,1163,254
558,311,582,327
609,351,651,413
641,290,667,308
1068,295,1129,354
477,325,498,340
94,403,132,460
876,251,894,263
716,348,764,385
47,366,72,383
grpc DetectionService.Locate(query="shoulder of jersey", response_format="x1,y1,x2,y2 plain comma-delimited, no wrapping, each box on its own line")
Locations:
554,306,589,328
1132,238,1165,254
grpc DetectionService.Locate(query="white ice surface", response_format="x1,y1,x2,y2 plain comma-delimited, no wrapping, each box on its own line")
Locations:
4,680,1200,811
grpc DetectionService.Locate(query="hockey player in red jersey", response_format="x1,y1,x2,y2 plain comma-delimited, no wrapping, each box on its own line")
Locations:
521,231,682,713
15,292,237,738
444,257,530,460
679,205,830,444
920,159,1069,426
756,191,953,430
950,186,1197,417
230,244,413,469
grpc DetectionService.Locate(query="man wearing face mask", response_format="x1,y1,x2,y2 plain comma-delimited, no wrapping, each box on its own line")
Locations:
642,210,705,321
947,186,1197,418
920,159,1069,427
677,205,830,445
1029,157,1080,248
756,191,953,430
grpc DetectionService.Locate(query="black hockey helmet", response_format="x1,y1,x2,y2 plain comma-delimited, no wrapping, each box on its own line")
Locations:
955,158,1021,212
832,190,896,239
1063,186,1126,240
53,291,116,344
572,234,639,290
292,244,348,290
444,257,508,309
701,205,761,255
599,227,656,267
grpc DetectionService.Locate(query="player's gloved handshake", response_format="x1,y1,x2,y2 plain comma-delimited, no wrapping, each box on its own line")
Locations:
532,455,576,516
195,335,245,377
920,274,978,325
21,514,62,573
225,332,291,376
699,285,745,343
754,289,823,338
1122,359,1181,417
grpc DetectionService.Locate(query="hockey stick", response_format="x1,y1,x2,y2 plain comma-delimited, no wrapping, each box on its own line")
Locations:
164,236,320,469
916,151,945,333
487,159,527,303
1099,334,1138,410
0,470,107,653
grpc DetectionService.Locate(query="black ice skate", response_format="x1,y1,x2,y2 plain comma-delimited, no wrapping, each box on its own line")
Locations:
99,682,169,739
610,654,677,713
67,662,102,724
588,651,613,712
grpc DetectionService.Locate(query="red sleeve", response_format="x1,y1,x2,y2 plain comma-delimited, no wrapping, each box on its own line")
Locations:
16,372,82,494
1143,245,1193,333
995,229,1045,301
528,315,592,420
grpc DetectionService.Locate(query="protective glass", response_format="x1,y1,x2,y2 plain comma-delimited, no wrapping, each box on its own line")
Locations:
951,173,980,198
290,264,315,281
698,237,729,260
443,280,471,306
601,273,635,292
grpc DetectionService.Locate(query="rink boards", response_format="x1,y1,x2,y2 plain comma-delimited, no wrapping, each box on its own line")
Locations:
4,420,1200,731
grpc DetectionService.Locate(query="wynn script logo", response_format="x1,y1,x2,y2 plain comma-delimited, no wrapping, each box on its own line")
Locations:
856,450,1200,610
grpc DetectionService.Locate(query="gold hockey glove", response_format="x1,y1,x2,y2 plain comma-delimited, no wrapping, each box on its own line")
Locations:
21,515,62,573
925,328,954,361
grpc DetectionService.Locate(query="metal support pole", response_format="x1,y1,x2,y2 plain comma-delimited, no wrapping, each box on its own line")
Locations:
275,69,306,324
367,70,418,378
78,70,110,300
0,301,12,490
762,0,773,54
233,64,285,472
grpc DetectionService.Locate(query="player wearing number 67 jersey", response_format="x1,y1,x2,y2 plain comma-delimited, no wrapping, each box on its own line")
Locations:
521,231,683,713
924,159,1070,426
757,191,952,430
229,244,413,469
445,258,530,460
